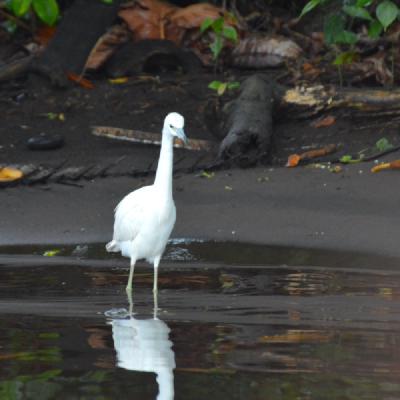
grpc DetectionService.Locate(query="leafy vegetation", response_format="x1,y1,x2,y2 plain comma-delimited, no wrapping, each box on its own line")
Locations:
200,15,238,66
6,0,60,26
208,80,240,96
300,0,399,45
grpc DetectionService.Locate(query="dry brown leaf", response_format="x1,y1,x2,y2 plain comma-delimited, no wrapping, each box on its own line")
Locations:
66,72,95,89
118,0,223,44
311,115,336,128
85,25,130,70
349,51,393,85
231,34,302,68
168,3,222,29
118,0,177,41
0,167,23,182
371,159,400,173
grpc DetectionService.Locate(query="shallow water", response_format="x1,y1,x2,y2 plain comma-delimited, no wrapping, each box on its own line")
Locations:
1,241,400,399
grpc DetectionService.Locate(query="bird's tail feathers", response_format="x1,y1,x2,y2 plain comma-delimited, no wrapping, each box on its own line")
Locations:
106,240,120,252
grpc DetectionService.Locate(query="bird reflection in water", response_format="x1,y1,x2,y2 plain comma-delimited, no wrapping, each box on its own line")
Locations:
106,294,175,400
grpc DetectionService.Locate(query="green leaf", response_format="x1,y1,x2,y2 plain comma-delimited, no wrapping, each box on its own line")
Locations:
10,0,32,17
210,35,223,59
343,5,373,20
101,0,113,3
217,82,227,96
32,0,59,25
324,14,345,44
356,0,372,6
368,19,383,37
43,249,61,257
376,0,398,30
299,0,321,18
375,137,393,151
227,81,240,90
200,17,214,33
336,30,358,44
340,154,363,164
222,25,238,42
200,170,215,178
208,80,222,90
333,51,358,65
212,17,224,33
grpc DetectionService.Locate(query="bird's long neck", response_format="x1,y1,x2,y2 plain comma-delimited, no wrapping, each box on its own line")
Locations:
154,127,174,199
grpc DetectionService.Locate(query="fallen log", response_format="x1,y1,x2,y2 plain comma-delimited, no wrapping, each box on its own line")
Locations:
211,79,400,166
217,74,275,167
280,84,400,118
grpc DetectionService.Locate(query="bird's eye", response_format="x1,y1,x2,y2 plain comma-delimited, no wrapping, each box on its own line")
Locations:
169,124,173,129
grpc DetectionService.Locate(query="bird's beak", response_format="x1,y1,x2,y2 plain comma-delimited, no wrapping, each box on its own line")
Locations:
176,128,188,145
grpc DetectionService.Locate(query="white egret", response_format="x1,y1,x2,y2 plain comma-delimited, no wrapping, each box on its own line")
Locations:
106,112,187,294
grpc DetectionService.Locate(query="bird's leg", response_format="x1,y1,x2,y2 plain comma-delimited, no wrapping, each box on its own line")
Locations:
153,257,160,294
153,292,159,319
126,257,136,292
127,289,134,317
153,257,160,312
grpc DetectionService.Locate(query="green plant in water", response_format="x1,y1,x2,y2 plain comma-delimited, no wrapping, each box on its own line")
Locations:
200,15,238,69
208,80,240,96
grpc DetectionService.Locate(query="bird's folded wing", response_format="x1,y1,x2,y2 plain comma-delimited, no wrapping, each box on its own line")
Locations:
113,186,152,242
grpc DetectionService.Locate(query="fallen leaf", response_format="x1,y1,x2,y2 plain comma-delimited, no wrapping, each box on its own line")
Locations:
348,50,393,85
340,154,363,164
371,159,400,172
0,167,23,182
200,171,214,178
118,0,177,42
109,77,129,84
286,144,337,167
119,0,225,45
84,25,130,71
224,185,233,190
311,115,336,128
43,249,61,257
286,154,301,167
231,34,302,68
66,72,95,89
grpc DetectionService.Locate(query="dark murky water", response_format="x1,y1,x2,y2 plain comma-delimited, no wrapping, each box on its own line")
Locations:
1,241,400,399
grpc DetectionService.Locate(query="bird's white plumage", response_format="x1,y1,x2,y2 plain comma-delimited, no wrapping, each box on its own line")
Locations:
106,112,186,292
107,185,176,263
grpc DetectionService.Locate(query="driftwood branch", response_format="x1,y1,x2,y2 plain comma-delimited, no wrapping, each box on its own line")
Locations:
91,125,215,152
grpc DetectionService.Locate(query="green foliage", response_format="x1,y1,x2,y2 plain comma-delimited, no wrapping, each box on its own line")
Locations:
376,0,398,30
300,0,399,76
200,16,238,61
375,137,393,151
300,0,399,43
7,0,60,25
208,80,240,96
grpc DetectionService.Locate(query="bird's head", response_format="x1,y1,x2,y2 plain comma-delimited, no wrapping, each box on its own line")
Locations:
164,112,188,145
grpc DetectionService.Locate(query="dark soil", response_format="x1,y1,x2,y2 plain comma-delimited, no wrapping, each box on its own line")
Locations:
2,61,400,178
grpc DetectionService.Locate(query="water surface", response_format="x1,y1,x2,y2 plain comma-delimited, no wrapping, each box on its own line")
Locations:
0,241,400,399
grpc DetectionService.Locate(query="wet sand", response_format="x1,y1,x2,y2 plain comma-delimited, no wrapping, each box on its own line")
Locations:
2,162,399,259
